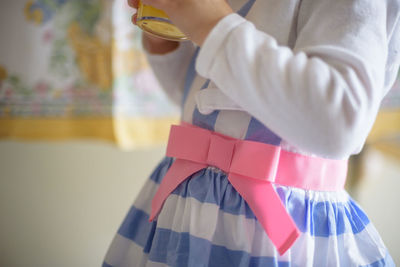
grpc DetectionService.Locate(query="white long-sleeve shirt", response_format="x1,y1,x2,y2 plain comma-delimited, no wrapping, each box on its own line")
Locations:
146,0,400,160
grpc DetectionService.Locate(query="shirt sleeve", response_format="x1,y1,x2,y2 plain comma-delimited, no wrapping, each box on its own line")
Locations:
146,40,196,106
195,0,396,159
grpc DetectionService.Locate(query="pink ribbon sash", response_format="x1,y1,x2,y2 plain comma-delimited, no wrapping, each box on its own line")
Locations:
149,124,348,255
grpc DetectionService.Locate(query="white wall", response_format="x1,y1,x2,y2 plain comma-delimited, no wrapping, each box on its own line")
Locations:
0,141,398,266
356,149,400,263
0,140,165,267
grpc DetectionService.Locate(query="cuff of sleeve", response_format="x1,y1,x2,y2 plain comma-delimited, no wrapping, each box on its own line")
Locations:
146,40,195,64
196,13,246,78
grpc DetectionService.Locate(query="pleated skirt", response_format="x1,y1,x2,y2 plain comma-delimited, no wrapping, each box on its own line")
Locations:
103,157,395,267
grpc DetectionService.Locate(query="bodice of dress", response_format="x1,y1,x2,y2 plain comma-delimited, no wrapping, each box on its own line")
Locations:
181,0,312,155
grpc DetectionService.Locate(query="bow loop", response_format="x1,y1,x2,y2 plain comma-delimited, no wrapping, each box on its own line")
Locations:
166,125,211,163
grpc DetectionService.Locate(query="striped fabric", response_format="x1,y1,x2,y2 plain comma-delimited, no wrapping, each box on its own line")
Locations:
103,0,394,265
103,157,394,267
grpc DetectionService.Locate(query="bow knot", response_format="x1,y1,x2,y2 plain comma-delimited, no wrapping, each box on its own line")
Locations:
206,134,236,173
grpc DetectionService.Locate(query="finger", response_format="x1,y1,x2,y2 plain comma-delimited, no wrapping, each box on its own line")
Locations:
131,13,138,25
127,0,139,9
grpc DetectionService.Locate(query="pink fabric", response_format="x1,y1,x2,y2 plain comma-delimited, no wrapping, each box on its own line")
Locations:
276,150,348,190
149,124,348,255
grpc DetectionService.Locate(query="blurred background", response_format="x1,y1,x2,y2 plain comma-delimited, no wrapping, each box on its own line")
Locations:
0,0,399,266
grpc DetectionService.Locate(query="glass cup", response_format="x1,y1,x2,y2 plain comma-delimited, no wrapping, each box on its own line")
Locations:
136,1,188,41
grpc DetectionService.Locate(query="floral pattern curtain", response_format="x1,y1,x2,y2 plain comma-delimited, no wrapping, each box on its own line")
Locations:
0,0,178,148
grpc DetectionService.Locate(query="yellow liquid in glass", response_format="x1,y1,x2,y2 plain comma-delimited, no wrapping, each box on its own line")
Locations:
136,2,187,41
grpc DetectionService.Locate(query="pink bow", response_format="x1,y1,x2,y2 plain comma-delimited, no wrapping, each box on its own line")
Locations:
149,124,347,255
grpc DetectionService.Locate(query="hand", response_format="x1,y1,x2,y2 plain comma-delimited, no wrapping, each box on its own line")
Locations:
127,0,179,54
141,0,234,46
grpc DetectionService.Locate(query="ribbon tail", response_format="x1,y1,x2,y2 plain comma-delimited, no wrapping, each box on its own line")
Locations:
149,159,207,222
228,173,300,255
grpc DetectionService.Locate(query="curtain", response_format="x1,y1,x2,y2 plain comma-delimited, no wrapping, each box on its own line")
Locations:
0,0,178,148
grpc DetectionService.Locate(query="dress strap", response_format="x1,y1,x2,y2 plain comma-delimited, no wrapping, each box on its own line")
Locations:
181,0,257,107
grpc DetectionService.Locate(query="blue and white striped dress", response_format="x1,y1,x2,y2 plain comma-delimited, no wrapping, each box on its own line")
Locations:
103,0,395,266
103,67,395,267
103,156,393,267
